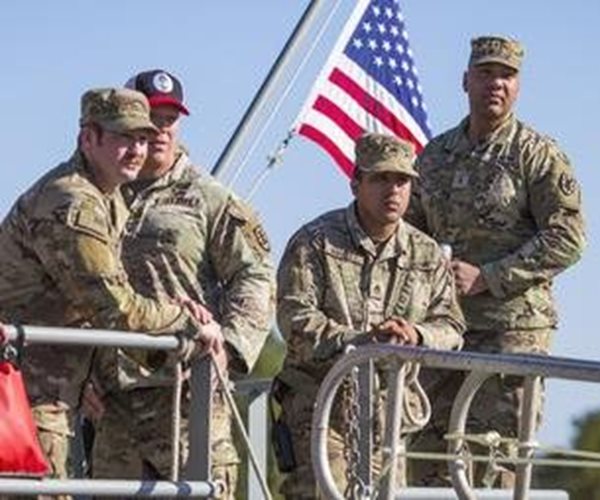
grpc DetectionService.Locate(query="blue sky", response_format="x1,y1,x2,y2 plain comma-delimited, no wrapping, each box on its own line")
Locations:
1,1,599,451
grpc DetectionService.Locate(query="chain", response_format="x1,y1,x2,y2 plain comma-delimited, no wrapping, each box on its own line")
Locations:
372,378,382,450
342,366,363,499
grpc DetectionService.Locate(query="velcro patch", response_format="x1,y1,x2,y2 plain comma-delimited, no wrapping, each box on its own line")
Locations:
227,198,271,256
68,200,110,243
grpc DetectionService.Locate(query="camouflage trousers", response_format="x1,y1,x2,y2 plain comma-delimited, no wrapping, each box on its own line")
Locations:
92,386,239,499
1,404,73,500
409,328,553,488
277,385,406,499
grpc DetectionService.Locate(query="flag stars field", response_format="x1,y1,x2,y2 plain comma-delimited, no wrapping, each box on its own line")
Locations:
295,0,431,176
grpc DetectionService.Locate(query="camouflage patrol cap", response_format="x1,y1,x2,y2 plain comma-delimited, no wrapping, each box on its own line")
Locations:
79,88,159,134
469,35,524,71
355,133,418,178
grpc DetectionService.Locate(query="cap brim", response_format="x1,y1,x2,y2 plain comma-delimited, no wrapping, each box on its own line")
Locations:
148,95,190,115
358,163,419,178
472,57,520,71
100,117,159,135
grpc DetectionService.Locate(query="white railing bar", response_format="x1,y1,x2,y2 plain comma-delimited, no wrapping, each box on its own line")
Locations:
312,345,599,499
1,324,273,499
324,344,600,383
380,361,407,500
4,324,180,350
514,375,542,498
447,370,493,500
0,478,220,497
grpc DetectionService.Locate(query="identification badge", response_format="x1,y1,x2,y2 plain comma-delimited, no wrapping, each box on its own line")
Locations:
452,170,470,188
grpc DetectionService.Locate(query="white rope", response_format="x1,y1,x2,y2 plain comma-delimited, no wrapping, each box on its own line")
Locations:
231,0,345,195
170,361,184,481
399,450,600,469
406,430,600,469
402,363,431,432
445,431,509,449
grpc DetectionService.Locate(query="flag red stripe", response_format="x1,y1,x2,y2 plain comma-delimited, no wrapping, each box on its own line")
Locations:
313,96,364,140
329,68,424,152
298,124,354,177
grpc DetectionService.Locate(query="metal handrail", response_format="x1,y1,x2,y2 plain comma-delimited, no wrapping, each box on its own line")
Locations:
311,344,600,500
0,478,220,497
0,325,217,497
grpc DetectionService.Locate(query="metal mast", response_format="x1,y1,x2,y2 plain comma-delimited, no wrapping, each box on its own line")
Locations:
210,0,326,181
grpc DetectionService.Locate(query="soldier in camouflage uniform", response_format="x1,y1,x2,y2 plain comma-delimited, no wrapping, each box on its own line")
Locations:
407,36,586,487
274,133,465,499
88,70,275,498
0,88,221,495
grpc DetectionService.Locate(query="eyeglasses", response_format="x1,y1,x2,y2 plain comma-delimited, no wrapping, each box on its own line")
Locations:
150,112,180,129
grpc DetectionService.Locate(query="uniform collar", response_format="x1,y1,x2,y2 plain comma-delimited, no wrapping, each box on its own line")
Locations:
145,144,194,188
345,202,407,259
442,113,517,155
73,149,105,192
122,144,197,201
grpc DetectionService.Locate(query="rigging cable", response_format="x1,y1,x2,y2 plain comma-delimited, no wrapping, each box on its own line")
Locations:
227,0,344,198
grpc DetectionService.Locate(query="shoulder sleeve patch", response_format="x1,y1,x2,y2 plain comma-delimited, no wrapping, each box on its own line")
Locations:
226,197,271,256
67,198,111,243
549,156,581,211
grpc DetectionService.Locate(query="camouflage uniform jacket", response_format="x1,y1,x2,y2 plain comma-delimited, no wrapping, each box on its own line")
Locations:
0,152,198,409
407,113,586,330
112,150,275,388
277,203,465,391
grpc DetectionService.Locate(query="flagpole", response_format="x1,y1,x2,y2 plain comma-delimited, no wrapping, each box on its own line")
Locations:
210,0,327,181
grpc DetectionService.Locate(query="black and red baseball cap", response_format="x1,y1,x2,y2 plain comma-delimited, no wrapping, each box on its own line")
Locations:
125,69,190,115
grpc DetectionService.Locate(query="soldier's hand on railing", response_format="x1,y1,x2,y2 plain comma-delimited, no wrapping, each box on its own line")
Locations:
179,320,225,363
175,296,214,324
195,320,225,354
81,381,105,422
371,317,420,346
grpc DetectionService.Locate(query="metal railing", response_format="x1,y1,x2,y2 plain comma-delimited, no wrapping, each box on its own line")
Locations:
0,325,270,498
311,344,600,500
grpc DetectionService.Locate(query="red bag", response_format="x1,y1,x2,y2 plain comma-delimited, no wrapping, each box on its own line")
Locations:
0,360,49,476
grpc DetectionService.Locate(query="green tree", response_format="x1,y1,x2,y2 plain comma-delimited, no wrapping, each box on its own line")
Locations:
533,409,600,499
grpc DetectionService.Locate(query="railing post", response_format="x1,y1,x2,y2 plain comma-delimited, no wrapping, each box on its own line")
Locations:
245,383,269,500
378,360,407,500
357,360,374,493
447,370,492,500
185,356,213,483
514,375,542,500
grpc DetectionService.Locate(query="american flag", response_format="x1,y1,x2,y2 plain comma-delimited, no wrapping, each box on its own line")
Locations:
294,0,431,177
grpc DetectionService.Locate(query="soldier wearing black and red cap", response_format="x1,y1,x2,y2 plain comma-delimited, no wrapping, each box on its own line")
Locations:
87,70,275,499
126,69,190,115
